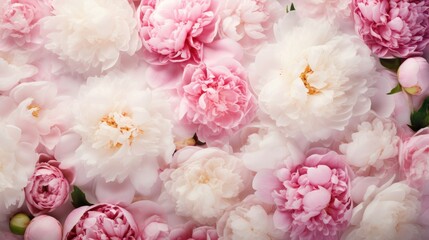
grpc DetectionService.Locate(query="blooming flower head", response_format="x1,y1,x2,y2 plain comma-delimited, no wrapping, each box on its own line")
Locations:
0,0,52,51
344,182,422,240
0,123,38,210
250,14,376,141
400,128,429,189
70,71,175,195
178,58,256,143
339,116,400,177
352,0,429,58
43,0,141,72
24,160,71,216
253,148,352,239
162,147,251,225
137,0,220,65
218,0,283,54
63,204,140,239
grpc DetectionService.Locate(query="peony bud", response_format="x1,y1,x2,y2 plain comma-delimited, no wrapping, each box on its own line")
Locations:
24,215,62,240
398,57,429,95
398,57,429,109
9,213,31,235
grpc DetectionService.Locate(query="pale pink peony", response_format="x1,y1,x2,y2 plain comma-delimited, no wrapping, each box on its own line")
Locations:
352,0,429,58
253,148,352,240
178,58,256,143
137,0,220,65
0,0,52,51
24,159,72,216
400,127,429,189
63,203,140,239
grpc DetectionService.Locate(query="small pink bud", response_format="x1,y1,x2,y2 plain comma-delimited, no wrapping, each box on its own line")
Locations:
24,215,62,240
398,57,429,93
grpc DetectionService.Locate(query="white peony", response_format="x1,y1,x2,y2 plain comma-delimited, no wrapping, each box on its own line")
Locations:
339,116,400,177
162,147,251,225
250,14,376,142
217,196,286,240
343,182,423,240
219,0,283,54
71,71,175,195
43,0,141,73
0,123,38,211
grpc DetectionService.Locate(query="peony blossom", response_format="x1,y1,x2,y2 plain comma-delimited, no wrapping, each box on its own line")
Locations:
63,203,140,239
253,148,352,239
137,0,220,65
162,147,251,225
343,182,423,240
42,0,141,73
397,57,429,109
218,0,283,54
0,123,38,210
178,58,256,143
400,128,429,189
63,71,175,197
352,0,429,58
24,215,62,240
217,195,286,240
24,160,71,216
249,14,376,142
339,116,400,177
0,0,52,51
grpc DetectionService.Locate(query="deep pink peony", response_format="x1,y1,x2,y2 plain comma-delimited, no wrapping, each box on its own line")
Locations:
24,159,71,216
0,0,52,51
178,58,256,142
253,149,352,240
137,0,220,65
63,204,140,239
400,127,429,189
352,0,429,58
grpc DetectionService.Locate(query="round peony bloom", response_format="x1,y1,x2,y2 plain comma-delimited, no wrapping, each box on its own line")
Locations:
68,71,175,196
253,148,352,239
218,0,283,54
0,123,38,211
24,161,71,216
63,203,140,239
42,0,141,73
178,58,256,143
352,0,429,58
24,215,62,240
0,0,52,51
217,195,286,240
137,0,220,65
162,147,252,225
249,14,376,142
400,128,429,189
397,57,429,109
343,182,422,240
339,116,400,177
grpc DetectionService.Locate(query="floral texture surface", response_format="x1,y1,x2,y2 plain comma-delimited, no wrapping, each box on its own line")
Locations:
1,0,429,240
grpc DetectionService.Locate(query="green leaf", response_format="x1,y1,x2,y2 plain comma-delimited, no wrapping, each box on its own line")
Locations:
387,84,402,95
380,58,404,72
410,97,429,132
71,186,92,208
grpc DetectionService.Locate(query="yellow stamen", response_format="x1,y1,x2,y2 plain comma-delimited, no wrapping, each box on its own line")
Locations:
300,65,320,95
27,103,41,118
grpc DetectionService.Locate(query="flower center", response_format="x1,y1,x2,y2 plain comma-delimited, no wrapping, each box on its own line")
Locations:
98,112,144,149
27,103,41,118
198,173,210,184
300,65,319,95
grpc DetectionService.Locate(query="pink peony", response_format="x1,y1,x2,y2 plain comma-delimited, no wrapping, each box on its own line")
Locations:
400,127,429,189
137,0,220,65
178,58,256,143
397,57,429,109
24,215,62,240
0,0,52,51
63,203,140,239
24,158,72,216
253,148,352,240
352,0,429,58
